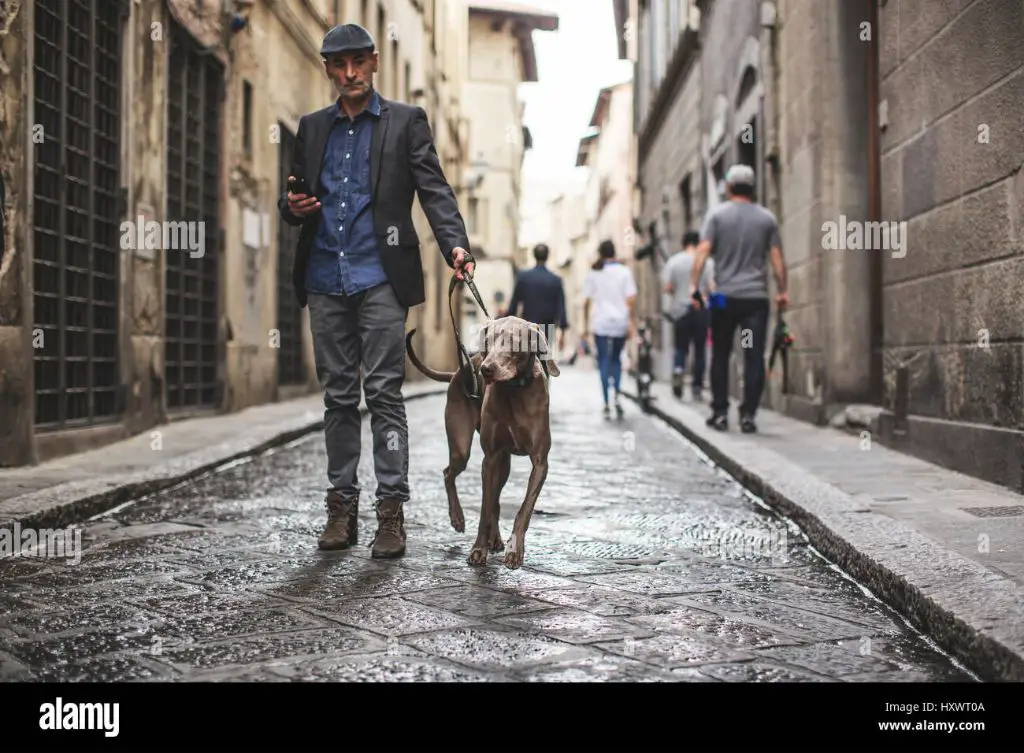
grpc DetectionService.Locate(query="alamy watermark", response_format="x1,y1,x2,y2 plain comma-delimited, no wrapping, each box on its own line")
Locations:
821,215,907,258
692,527,788,565
1,522,82,564
39,698,119,737
120,215,205,258
472,322,558,360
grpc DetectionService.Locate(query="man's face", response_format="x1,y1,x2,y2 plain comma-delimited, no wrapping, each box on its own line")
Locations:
324,49,378,101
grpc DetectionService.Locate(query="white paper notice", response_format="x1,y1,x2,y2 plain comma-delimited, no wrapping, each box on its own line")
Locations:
243,208,261,249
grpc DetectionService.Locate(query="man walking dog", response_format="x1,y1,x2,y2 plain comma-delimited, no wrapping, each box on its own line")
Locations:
279,23,473,558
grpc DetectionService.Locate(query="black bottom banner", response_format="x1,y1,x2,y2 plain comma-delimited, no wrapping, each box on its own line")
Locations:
4,681,1016,752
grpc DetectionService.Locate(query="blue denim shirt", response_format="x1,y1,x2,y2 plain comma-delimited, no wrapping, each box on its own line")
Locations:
305,91,388,296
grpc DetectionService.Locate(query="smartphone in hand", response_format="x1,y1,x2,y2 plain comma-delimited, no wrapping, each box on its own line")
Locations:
287,176,309,196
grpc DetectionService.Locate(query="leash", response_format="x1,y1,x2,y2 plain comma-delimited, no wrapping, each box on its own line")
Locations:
448,252,490,399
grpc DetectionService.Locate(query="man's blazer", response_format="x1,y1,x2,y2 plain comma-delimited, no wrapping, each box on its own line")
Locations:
278,94,470,309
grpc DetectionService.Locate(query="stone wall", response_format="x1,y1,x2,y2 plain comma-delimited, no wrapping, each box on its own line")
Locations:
637,56,702,376
876,0,1024,488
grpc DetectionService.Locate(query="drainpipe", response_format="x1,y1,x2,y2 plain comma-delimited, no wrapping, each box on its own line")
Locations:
866,0,883,405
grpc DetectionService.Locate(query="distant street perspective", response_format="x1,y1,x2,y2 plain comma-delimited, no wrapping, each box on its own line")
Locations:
0,366,973,682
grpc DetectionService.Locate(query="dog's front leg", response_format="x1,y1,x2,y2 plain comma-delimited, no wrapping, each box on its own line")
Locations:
504,453,549,570
487,450,511,552
468,452,502,566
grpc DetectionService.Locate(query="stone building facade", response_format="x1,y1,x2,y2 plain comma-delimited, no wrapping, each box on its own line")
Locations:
574,80,638,347
630,0,1024,492
0,0,469,468
456,1,558,338
632,0,778,389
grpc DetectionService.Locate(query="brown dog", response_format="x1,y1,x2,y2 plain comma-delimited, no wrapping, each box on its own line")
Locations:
405,316,559,569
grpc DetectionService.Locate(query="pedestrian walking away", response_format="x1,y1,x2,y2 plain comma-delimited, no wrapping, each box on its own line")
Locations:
505,243,570,355
278,22,473,557
663,230,714,401
689,164,789,434
582,239,638,420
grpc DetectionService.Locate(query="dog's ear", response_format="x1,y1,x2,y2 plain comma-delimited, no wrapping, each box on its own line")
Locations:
528,324,560,377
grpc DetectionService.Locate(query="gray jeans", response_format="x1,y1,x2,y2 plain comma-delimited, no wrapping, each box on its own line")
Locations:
308,283,409,504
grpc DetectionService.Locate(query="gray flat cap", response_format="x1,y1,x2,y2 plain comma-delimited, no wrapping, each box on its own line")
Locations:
320,23,375,56
725,164,755,187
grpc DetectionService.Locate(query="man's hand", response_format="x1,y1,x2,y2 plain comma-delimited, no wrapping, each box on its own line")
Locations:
628,320,637,341
286,176,321,218
775,291,790,311
452,247,475,281
557,331,565,352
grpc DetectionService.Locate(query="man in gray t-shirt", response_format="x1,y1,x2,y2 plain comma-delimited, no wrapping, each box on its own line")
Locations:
662,231,714,400
689,164,789,433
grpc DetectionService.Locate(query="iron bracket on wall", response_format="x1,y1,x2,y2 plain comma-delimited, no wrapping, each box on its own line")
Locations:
893,366,909,435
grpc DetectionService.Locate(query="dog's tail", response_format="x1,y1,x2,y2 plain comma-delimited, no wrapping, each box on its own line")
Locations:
405,329,457,383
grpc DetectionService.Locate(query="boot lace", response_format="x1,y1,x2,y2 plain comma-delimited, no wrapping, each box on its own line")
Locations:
325,499,354,524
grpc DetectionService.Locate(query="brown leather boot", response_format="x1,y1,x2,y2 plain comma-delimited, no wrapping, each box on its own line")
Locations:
370,498,406,558
318,492,358,550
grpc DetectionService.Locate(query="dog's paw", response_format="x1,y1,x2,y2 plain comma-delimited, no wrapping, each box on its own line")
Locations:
450,510,465,533
503,536,523,570
467,547,488,566
488,530,505,552
503,549,524,570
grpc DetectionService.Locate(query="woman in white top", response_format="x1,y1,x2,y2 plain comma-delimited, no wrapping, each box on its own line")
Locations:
581,240,638,418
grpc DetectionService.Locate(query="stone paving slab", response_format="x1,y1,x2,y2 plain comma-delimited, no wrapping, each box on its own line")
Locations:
622,377,1024,681
0,381,446,531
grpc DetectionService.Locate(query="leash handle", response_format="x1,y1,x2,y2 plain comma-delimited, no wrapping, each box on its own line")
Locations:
456,251,491,320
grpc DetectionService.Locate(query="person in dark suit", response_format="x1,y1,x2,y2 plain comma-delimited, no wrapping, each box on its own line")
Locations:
505,243,568,353
279,23,473,559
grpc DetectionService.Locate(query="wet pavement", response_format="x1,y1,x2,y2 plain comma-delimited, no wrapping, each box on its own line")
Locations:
0,368,977,682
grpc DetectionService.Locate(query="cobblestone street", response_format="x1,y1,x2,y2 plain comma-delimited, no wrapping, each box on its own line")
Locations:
0,368,975,682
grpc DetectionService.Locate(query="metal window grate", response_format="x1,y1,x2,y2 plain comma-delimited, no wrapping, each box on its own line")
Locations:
165,20,222,411
32,0,123,431
276,123,306,386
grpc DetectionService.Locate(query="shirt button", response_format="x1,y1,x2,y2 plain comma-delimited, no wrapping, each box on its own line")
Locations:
346,153,350,158
341,202,345,207
340,252,345,257
349,130,354,135
344,178,348,182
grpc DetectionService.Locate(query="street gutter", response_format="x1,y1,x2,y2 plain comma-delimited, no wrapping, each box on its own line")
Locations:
0,388,447,535
621,387,1024,682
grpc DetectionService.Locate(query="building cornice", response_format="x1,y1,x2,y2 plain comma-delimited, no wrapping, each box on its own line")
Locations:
265,0,329,68
468,2,558,83
638,26,699,159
